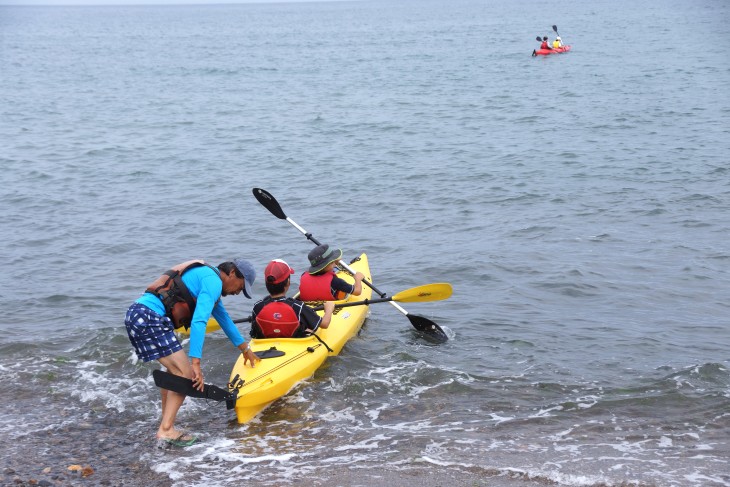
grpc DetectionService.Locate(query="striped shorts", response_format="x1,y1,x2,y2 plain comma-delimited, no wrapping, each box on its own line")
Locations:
124,303,182,362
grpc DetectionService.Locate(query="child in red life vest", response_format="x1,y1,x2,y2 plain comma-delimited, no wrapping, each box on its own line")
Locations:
250,259,335,339
298,244,364,302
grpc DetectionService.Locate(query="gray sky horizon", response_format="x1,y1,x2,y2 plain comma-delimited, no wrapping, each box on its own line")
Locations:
0,0,350,5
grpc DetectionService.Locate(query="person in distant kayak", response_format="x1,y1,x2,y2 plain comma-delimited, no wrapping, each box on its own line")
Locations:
124,258,260,447
250,259,335,338
540,36,553,50
552,36,563,48
298,244,364,302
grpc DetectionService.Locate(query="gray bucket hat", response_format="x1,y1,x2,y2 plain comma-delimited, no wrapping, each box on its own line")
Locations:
307,244,343,274
233,258,256,298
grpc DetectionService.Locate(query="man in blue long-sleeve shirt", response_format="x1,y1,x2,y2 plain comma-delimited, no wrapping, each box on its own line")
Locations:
125,258,259,447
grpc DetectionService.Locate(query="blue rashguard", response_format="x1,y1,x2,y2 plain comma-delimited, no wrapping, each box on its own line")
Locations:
135,265,246,359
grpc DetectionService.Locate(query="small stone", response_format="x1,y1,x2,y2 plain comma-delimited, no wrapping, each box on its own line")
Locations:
42,467,52,474
67,465,82,473
81,466,94,478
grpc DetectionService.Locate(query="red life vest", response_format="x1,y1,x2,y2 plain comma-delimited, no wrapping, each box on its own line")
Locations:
255,301,301,338
298,272,339,301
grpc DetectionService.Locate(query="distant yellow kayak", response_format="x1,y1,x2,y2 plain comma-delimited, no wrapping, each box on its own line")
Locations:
228,253,373,423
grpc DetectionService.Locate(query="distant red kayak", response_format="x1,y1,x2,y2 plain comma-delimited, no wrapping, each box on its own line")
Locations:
532,45,571,56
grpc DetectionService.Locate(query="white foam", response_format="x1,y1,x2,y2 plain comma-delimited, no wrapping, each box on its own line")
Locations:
72,362,153,413
332,434,391,451
418,455,472,468
548,427,575,441
489,412,515,424
657,436,673,448
684,472,728,484
318,406,360,424
533,404,564,417
126,349,139,365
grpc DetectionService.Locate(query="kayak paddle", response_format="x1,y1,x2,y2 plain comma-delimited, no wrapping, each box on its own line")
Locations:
552,25,565,46
152,369,237,410
182,282,451,332
233,283,452,324
311,283,453,311
251,187,450,343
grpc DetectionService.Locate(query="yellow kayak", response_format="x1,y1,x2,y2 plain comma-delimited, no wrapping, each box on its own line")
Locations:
227,253,373,423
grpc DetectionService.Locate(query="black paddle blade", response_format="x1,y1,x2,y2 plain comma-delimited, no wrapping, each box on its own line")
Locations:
152,370,237,409
552,25,559,34
536,36,542,42
407,314,448,343
252,188,287,220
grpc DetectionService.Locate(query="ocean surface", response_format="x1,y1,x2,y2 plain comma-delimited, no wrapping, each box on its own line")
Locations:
1,0,729,485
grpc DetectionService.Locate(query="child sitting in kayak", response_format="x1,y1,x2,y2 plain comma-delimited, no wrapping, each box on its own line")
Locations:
552,36,563,48
298,244,365,302
540,36,553,50
250,259,335,339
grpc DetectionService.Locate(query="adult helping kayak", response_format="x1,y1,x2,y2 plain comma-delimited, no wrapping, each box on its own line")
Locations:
124,258,259,446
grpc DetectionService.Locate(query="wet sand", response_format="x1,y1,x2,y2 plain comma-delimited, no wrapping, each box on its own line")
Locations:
3,459,541,487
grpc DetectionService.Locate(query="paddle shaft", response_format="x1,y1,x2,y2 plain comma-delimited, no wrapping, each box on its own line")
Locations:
234,296,404,323
233,298,395,324
283,216,410,314
312,296,394,311
233,282,451,323
233,297,395,324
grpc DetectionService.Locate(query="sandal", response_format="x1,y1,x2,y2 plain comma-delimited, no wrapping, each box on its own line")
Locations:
159,432,198,448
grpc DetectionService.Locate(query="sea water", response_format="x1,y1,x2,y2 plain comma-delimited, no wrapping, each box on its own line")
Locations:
1,0,728,485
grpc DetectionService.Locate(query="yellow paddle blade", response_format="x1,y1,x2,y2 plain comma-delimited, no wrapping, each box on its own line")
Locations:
177,318,222,336
391,283,453,303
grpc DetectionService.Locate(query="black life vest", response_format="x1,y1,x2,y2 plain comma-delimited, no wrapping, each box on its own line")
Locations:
145,261,219,330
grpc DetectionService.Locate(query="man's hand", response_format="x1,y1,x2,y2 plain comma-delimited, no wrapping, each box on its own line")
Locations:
191,358,205,392
240,343,260,368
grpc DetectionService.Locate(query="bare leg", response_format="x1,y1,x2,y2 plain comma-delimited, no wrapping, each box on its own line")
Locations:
156,350,193,440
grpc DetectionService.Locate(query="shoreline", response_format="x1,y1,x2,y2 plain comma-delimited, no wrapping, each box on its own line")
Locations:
2,461,544,487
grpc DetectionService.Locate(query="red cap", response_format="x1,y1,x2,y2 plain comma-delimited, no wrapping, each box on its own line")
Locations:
265,259,295,284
